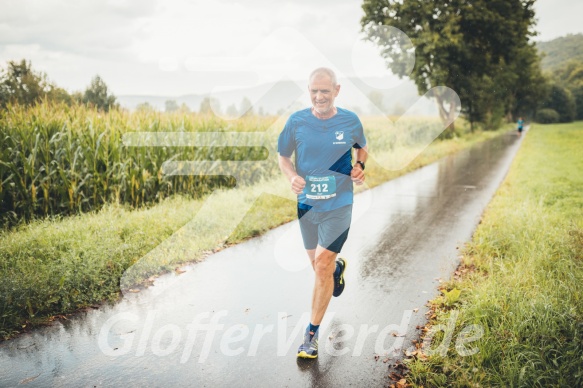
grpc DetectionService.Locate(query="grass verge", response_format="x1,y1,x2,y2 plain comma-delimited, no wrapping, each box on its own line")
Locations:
0,119,513,339
405,122,583,387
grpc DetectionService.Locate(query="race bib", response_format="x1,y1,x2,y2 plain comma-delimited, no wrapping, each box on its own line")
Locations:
305,175,336,199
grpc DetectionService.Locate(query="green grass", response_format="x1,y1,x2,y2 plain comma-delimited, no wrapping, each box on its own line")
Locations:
0,110,513,338
406,122,583,387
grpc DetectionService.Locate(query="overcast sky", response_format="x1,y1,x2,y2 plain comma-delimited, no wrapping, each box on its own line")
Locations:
1,0,582,97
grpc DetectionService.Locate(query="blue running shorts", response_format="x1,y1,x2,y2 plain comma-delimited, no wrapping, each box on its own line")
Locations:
297,204,352,253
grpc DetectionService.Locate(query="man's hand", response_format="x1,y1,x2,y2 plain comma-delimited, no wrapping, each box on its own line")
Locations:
290,175,306,194
350,165,365,185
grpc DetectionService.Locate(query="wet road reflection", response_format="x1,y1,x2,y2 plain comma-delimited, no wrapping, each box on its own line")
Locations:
0,132,522,387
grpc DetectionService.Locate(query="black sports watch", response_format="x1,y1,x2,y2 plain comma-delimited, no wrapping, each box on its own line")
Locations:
355,160,365,170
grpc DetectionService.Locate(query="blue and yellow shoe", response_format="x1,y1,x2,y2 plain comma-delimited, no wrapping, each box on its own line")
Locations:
297,327,318,359
333,257,347,297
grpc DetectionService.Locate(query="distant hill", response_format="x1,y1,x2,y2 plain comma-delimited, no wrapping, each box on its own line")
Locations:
117,76,438,117
537,34,583,71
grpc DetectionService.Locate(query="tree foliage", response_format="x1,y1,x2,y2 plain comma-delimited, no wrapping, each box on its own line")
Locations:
0,59,70,108
199,97,221,115
165,100,179,112
361,0,544,130
538,37,583,121
539,83,576,123
226,103,238,118
82,75,117,112
367,90,385,114
178,102,191,113
535,108,560,124
136,101,155,112
239,97,253,116
552,60,583,120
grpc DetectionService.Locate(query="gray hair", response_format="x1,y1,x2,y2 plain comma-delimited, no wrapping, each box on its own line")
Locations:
309,67,338,86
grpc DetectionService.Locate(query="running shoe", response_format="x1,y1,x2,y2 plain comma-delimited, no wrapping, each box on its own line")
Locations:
333,257,347,297
297,327,319,359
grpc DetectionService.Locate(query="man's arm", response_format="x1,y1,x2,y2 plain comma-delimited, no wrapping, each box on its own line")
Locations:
278,154,306,195
350,145,368,185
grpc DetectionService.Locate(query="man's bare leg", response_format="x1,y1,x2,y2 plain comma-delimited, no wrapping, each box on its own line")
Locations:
310,245,337,325
306,249,316,270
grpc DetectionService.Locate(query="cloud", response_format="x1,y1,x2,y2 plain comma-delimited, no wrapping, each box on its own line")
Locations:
6,0,578,97
533,0,583,41
0,0,158,60
0,0,391,96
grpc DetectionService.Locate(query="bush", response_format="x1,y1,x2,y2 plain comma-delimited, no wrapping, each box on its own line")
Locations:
539,84,576,123
536,108,560,124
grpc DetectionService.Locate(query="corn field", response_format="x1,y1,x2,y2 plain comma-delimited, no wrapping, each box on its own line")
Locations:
0,102,280,228
0,102,446,229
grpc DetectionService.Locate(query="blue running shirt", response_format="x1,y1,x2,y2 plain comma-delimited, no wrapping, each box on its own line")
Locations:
277,107,367,212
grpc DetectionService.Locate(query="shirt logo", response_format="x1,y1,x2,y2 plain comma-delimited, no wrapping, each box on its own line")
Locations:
335,131,344,140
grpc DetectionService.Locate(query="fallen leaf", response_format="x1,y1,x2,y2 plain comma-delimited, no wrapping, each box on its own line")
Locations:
19,373,40,385
397,378,407,388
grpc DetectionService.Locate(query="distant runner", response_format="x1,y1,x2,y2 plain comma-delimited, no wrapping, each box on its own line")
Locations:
277,67,368,359
517,116,524,136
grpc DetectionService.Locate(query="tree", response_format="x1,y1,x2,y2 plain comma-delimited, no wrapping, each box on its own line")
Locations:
391,103,406,116
0,59,65,108
508,44,549,120
165,100,179,112
136,102,155,112
539,83,576,123
178,103,191,113
367,91,384,114
48,87,74,105
199,97,221,115
226,103,238,117
361,0,540,131
553,60,583,120
239,97,253,116
83,75,117,112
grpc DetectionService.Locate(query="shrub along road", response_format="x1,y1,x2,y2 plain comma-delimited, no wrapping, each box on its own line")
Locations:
0,130,526,386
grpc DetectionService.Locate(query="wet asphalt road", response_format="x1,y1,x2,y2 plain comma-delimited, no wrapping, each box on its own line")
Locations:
0,131,523,387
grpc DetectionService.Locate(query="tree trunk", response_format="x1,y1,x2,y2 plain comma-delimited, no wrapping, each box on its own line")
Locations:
435,91,457,135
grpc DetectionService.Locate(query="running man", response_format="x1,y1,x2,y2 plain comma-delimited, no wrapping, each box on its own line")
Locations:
277,67,368,359
517,116,524,136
